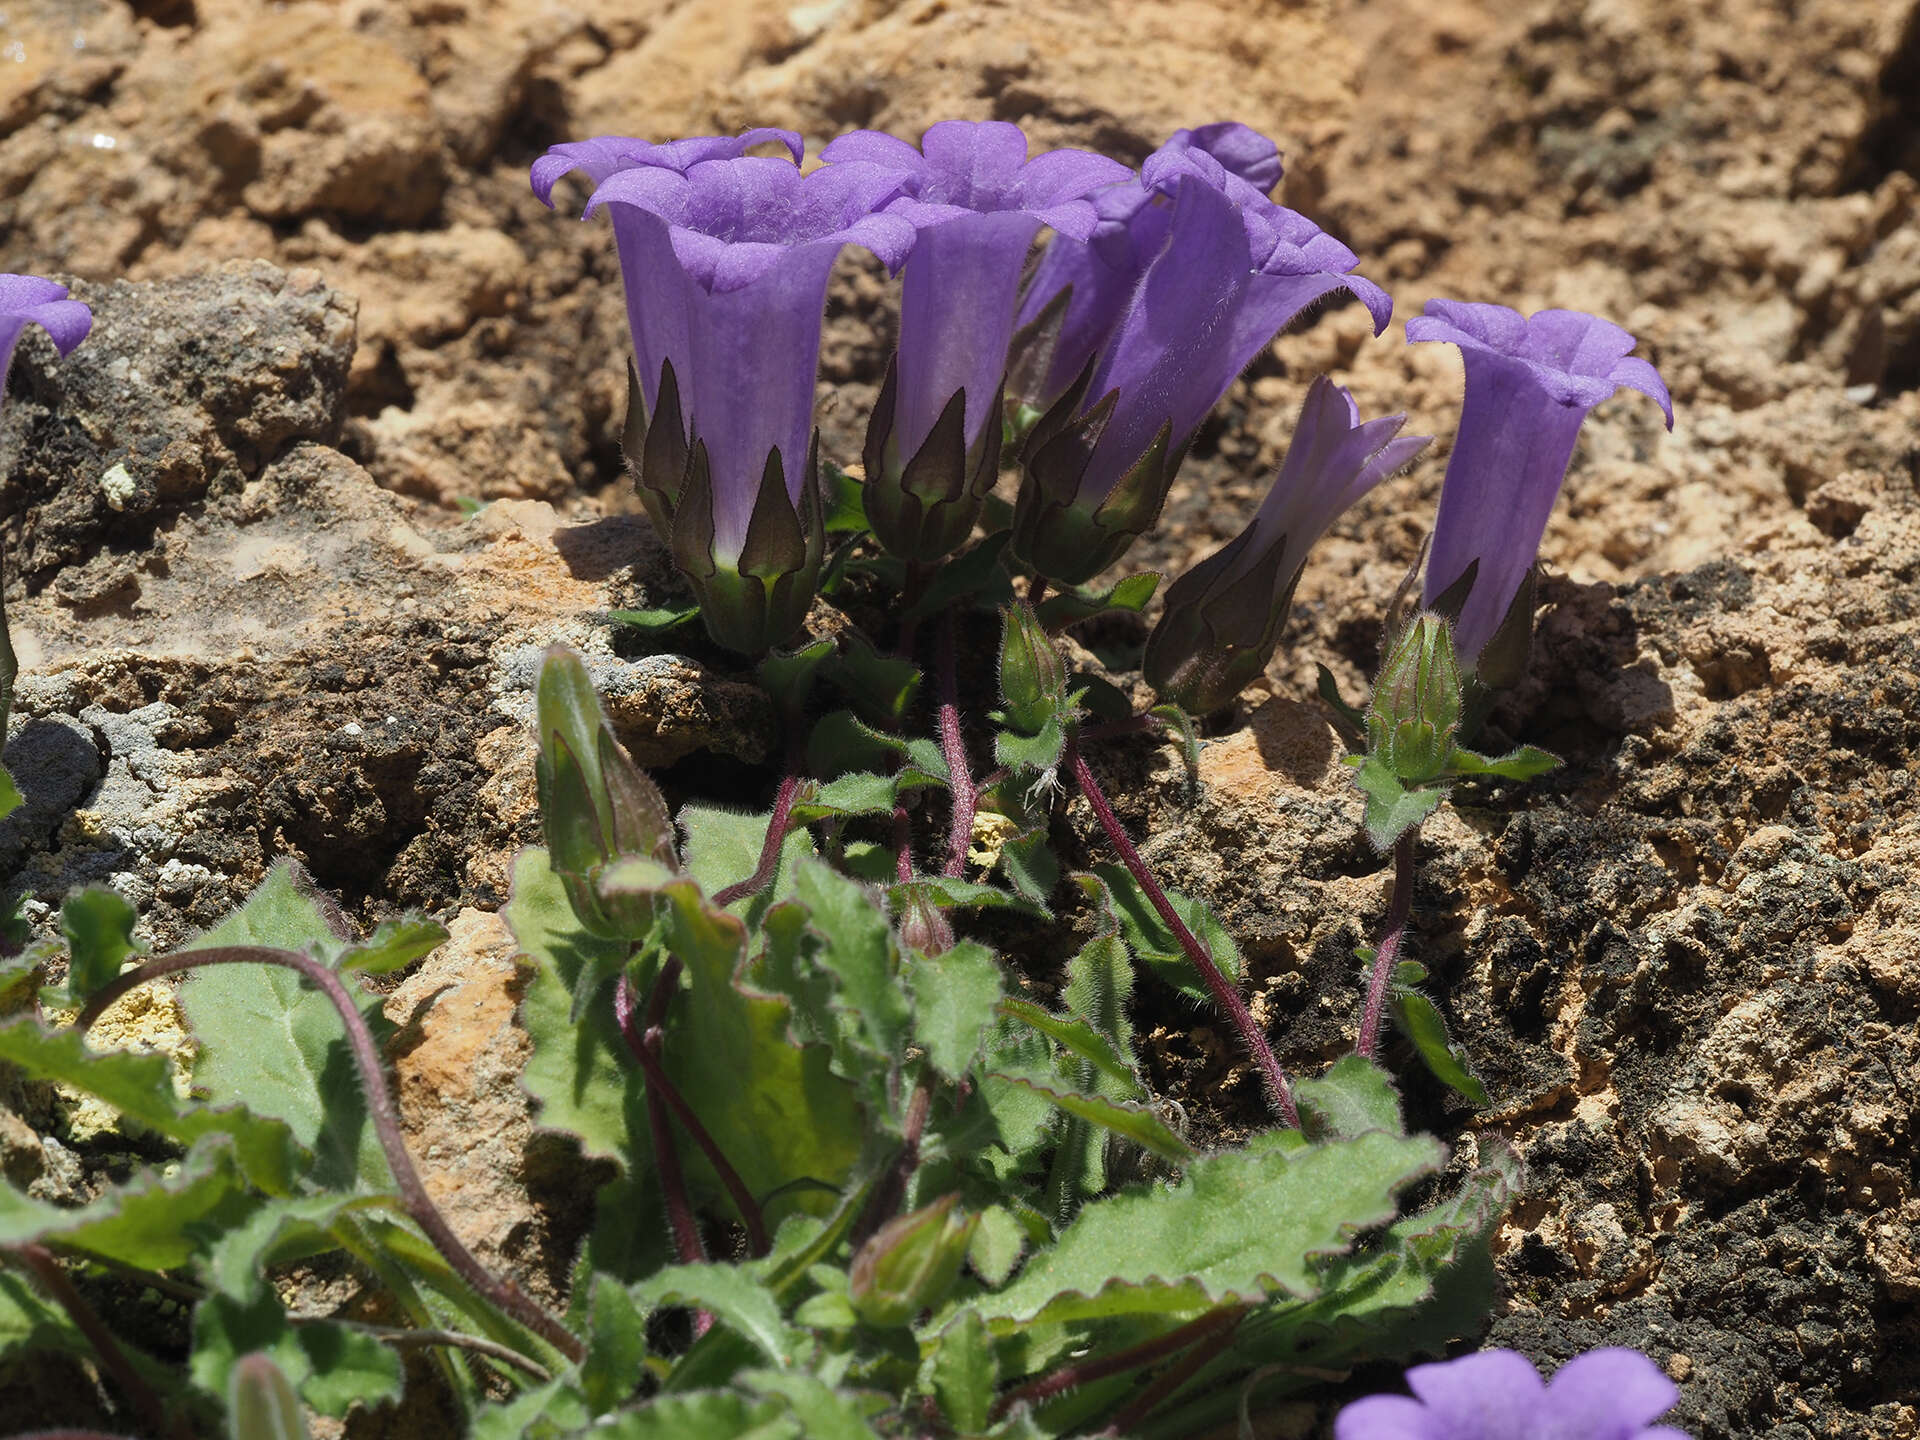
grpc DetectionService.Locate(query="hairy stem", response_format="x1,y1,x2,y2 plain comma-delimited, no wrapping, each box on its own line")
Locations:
615,963,704,1269
1068,743,1299,1128
713,770,803,908
991,1304,1247,1422
936,609,978,879
1356,830,1418,1059
75,950,584,1364
613,965,769,1257
6,1245,173,1439
848,1075,934,1252
294,1320,552,1381
1097,1307,1247,1437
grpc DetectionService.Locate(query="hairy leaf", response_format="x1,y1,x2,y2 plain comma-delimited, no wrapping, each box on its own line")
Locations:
581,1274,649,1415
59,886,141,1002
1089,863,1240,1000
635,1263,800,1368
1347,756,1444,852
995,999,1141,1101
1294,1056,1405,1141
742,1370,886,1440
1445,744,1560,781
907,943,1003,1081
988,1071,1193,1165
0,1137,254,1269
1036,572,1159,631
980,1130,1444,1326
331,917,447,976
596,1391,801,1440
0,1019,303,1194
176,864,390,1191
1390,989,1491,1108
504,848,641,1166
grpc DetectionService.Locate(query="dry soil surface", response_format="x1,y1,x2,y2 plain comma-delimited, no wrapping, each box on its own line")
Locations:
2,1,1918,1437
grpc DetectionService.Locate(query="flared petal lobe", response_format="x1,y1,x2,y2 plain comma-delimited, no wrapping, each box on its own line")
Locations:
1411,300,1672,670
1011,121,1285,414
0,274,93,398
1335,1347,1691,1440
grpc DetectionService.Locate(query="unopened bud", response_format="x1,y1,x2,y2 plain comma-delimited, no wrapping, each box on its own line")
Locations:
897,887,956,957
848,1192,977,1328
1366,613,1462,784
998,601,1067,734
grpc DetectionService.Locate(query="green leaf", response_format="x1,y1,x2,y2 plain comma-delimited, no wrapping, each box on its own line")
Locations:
0,1137,255,1269
907,943,1003,1081
1390,989,1491,1107
194,1288,402,1423
742,1370,885,1440
656,881,865,1223
332,916,447,976
596,1391,801,1440
889,876,1041,918
59,886,141,1002
986,1072,1194,1164
0,1019,304,1194
1059,918,1138,1090
471,1379,592,1440
994,715,1066,776
1293,1056,1405,1141
1089,863,1240,1001
788,772,903,824
1444,744,1561,781
902,532,1016,622
758,639,837,723
823,461,871,535
826,634,921,727
966,1206,1027,1288
0,764,21,822
504,848,641,1165
930,1309,999,1434
1348,757,1444,853
1315,663,1368,746
995,825,1058,913
175,864,392,1191
681,801,818,926
608,603,700,633
581,1273,649,1415
793,857,911,1068
995,998,1141,1101
806,710,949,790
227,1354,309,1440
980,1130,1444,1326
1036,572,1159,631
635,1263,800,1367
1148,703,1203,798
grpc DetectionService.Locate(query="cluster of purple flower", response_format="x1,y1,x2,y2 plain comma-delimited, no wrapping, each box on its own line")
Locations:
534,118,1670,699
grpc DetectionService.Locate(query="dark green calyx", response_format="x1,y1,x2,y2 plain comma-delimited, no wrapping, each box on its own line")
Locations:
863,358,1005,564
1143,525,1302,715
1367,612,1463,785
623,356,692,542
847,1192,978,1328
998,599,1069,735
671,434,827,654
1009,387,1182,586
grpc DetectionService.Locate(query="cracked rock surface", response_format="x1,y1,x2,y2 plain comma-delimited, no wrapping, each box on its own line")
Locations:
2,0,1919,1436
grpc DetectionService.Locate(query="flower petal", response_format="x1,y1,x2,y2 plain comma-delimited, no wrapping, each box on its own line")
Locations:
1403,1349,1549,1440
1334,1394,1449,1440
1538,1348,1681,1440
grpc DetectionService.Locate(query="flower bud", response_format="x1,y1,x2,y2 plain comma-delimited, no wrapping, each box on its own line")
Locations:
897,885,956,957
997,600,1068,734
1366,613,1462,784
848,1192,978,1328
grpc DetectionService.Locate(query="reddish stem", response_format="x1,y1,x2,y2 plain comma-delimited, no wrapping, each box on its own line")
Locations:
1068,743,1299,1128
991,1304,1247,1421
713,771,802,908
936,610,978,879
1097,1307,1247,1437
848,1075,934,1252
75,950,583,1363
615,964,705,1271
1356,831,1417,1059
613,966,769,1257
6,1245,173,1439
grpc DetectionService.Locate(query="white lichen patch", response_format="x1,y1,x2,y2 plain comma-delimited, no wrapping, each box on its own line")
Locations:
50,984,198,1142
98,461,137,511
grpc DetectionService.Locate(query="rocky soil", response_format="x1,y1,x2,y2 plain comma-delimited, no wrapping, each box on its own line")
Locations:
1,0,1918,1436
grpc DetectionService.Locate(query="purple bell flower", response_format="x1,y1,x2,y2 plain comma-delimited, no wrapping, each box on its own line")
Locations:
531,129,803,429
1409,299,1673,682
818,120,1128,562
0,274,92,397
1334,1346,1693,1440
1012,147,1392,586
1009,121,1285,418
537,137,915,651
1145,376,1429,713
